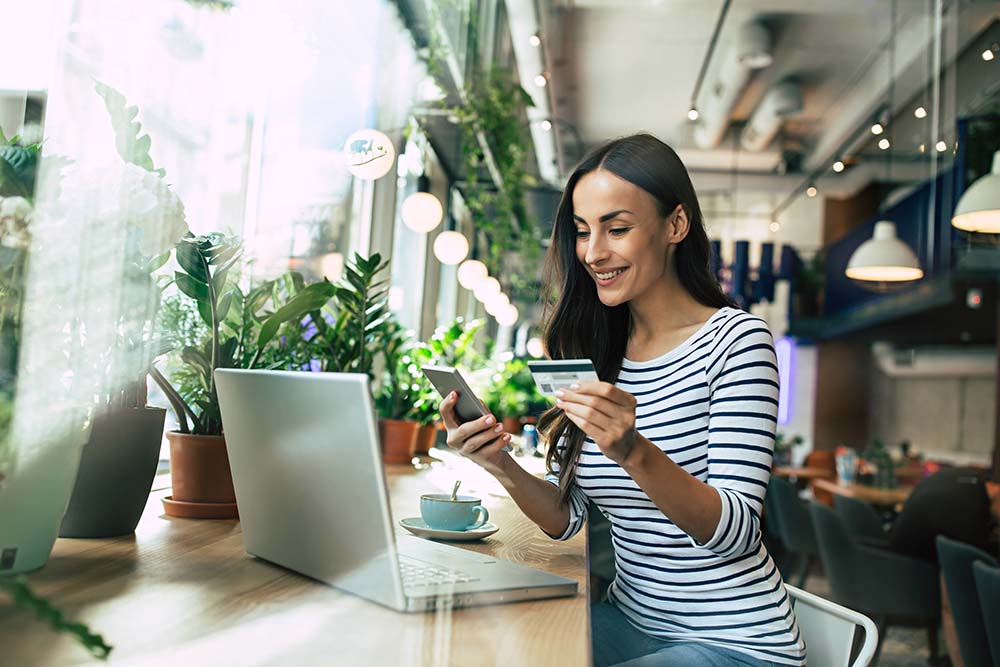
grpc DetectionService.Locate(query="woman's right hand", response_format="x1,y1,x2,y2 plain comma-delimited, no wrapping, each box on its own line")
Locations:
440,391,512,475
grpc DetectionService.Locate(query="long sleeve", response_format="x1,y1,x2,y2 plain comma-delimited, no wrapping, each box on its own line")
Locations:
691,313,779,558
543,443,589,541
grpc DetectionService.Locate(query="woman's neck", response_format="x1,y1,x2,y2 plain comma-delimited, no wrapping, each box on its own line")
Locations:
627,268,716,347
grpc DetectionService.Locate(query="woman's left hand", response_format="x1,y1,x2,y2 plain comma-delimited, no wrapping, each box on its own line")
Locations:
555,381,638,464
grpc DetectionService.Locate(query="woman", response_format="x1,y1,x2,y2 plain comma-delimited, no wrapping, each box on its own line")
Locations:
439,133,805,666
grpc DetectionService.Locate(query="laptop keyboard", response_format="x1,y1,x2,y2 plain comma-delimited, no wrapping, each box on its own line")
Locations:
399,555,479,588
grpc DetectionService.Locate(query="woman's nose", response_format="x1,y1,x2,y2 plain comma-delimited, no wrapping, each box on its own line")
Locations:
585,235,610,265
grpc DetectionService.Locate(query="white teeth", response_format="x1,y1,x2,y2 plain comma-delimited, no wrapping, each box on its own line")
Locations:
595,269,625,280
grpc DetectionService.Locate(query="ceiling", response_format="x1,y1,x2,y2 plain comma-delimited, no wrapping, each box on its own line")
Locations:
539,0,1000,196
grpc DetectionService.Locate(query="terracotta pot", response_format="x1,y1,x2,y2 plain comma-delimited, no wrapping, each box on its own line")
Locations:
414,423,438,455
166,432,236,505
502,416,523,435
379,419,419,464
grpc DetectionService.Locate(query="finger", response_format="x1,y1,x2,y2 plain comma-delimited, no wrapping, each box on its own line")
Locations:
460,422,506,453
461,430,511,456
554,388,616,421
557,399,612,433
562,409,608,439
454,412,497,442
572,381,635,407
438,393,461,430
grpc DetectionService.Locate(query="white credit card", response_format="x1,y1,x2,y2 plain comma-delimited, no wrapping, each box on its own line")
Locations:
528,359,599,396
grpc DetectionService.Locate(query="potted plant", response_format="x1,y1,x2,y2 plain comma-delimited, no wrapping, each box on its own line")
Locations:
773,432,803,468
373,320,424,464
150,233,303,518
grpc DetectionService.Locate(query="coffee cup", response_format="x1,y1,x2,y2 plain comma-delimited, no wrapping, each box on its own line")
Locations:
420,493,489,531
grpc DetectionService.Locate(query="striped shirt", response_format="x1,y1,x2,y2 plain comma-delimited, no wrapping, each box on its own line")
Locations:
545,307,806,665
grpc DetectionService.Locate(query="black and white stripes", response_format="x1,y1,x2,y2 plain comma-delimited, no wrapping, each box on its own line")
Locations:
545,307,805,665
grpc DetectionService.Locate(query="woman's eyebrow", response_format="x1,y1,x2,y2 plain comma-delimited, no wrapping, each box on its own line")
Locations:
572,209,634,224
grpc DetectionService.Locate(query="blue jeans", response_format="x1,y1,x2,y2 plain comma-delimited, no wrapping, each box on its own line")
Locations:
592,601,782,667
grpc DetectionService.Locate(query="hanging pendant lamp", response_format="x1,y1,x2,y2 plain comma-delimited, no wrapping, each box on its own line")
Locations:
845,0,922,288
952,150,1000,233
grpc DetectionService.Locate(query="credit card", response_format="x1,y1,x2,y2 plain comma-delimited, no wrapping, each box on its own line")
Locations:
527,359,599,396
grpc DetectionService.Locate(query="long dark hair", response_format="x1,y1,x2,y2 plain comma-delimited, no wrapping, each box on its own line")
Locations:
539,133,732,504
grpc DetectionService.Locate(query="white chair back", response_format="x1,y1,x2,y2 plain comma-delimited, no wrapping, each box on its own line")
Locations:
786,584,879,667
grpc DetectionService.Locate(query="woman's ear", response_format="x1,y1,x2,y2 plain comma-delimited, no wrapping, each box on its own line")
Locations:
668,204,691,244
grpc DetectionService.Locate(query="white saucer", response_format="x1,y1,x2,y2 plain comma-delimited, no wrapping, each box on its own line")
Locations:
399,517,499,541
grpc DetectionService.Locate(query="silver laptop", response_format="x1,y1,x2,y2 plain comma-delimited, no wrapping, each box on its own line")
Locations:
215,368,577,612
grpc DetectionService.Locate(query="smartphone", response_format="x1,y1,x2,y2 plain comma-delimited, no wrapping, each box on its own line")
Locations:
421,365,491,424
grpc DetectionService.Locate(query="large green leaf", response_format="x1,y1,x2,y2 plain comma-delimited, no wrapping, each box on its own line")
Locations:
94,81,163,176
175,242,209,283
175,272,209,303
257,281,336,349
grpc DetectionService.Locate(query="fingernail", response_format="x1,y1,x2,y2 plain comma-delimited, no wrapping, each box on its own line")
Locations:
503,434,511,442
555,399,564,406
570,383,580,390
554,390,564,397
494,424,503,433
485,416,494,425
449,391,457,399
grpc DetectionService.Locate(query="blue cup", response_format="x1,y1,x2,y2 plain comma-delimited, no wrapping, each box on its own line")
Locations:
420,494,489,531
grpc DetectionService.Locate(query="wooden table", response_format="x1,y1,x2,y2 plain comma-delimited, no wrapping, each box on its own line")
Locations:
0,452,589,666
812,477,915,507
772,466,834,481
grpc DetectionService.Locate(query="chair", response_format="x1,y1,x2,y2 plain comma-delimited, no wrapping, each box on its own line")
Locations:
770,476,820,587
973,560,1000,667
833,495,889,546
805,450,837,506
937,536,999,667
809,502,940,663
786,584,879,667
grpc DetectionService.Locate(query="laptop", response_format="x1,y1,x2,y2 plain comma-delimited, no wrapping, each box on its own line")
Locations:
214,368,578,612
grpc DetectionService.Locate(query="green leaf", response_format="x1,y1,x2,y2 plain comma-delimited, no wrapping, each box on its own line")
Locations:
175,242,209,283
144,250,171,274
0,156,31,198
175,272,209,303
94,80,163,176
257,281,336,348
217,290,234,321
197,299,213,328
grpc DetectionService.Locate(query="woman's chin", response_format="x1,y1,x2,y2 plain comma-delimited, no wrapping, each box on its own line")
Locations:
596,289,626,307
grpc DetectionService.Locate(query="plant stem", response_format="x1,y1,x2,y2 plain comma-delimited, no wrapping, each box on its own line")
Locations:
148,366,199,434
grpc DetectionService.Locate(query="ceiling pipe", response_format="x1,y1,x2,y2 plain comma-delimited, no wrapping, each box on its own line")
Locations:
740,81,802,152
693,19,773,150
505,0,560,186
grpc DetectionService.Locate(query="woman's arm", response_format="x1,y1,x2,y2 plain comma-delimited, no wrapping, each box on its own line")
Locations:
556,315,779,553
439,392,580,538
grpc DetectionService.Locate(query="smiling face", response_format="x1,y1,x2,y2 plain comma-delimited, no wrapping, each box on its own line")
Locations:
572,169,686,308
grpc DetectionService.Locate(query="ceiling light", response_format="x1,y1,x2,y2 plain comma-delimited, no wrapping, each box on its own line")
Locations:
806,185,818,198
485,292,510,316
935,140,948,153
400,175,443,233
871,123,884,136
914,106,927,119
457,259,488,289
769,221,781,232
845,220,923,283
983,49,995,62
529,33,541,47
473,277,501,302
737,21,773,69
878,138,891,150
526,337,544,358
951,150,1000,233
533,73,547,88
833,160,845,173
495,304,519,327
687,107,699,121
433,231,469,265
540,119,552,132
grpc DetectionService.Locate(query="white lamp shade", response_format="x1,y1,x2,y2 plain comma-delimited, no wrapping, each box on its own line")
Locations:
401,192,443,232
845,220,924,282
473,277,501,302
433,231,469,265
484,292,510,316
952,150,1000,233
344,129,395,180
457,259,488,289
495,304,519,327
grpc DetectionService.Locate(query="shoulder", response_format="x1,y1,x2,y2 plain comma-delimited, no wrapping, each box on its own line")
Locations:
705,309,776,375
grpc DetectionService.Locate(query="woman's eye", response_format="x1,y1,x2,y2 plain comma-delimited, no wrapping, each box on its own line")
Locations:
609,228,630,236
575,230,590,239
